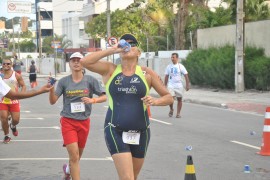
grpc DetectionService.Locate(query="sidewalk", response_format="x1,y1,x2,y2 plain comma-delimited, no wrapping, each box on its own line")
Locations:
150,87,269,115
27,72,269,115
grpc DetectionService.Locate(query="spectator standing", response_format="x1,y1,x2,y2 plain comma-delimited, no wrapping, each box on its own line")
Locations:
164,53,190,118
12,55,24,75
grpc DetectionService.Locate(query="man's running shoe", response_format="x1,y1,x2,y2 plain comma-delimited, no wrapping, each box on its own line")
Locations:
3,136,11,144
62,164,71,180
10,124,18,136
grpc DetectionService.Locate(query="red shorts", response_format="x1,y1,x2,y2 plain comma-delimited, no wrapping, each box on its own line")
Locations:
15,70,22,75
0,103,20,112
60,117,90,148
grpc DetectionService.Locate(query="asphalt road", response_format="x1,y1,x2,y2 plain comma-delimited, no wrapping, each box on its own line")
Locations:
0,78,270,180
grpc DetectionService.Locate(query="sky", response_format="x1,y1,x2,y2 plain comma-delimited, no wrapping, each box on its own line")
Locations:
0,0,36,20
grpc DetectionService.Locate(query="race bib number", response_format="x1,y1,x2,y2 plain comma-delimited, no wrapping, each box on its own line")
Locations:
122,131,140,145
71,102,85,113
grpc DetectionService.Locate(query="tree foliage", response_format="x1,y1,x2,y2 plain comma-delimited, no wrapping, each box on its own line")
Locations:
85,0,270,51
42,34,72,54
19,40,36,52
85,8,160,51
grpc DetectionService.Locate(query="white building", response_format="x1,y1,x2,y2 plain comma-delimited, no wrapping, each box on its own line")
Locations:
36,0,86,49
62,12,88,48
78,0,135,49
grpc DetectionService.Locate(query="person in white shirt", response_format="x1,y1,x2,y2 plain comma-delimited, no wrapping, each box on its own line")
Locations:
164,53,190,118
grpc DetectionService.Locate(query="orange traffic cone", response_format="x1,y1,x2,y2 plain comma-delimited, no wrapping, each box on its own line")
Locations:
147,106,152,118
184,155,196,180
257,107,270,156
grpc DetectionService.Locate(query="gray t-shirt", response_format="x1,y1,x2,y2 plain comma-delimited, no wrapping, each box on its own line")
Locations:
13,59,23,71
55,75,105,120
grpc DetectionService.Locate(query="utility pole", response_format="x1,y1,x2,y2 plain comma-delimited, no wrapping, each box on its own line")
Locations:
235,0,245,92
106,0,111,61
106,0,111,40
38,7,42,72
12,18,15,53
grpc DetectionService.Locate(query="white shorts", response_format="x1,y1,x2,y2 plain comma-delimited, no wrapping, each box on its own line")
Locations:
168,87,184,98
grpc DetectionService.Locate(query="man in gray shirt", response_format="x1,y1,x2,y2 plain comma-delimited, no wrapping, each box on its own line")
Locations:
12,55,24,74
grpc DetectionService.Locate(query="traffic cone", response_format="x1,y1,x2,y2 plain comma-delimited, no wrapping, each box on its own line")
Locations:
184,155,196,180
257,107,270,156
147,106,152,118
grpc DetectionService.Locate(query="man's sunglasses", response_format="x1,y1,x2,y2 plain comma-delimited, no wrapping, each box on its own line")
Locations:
3,63,11,65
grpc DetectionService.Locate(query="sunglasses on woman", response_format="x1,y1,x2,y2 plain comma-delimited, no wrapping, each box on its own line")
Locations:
129,42,138,47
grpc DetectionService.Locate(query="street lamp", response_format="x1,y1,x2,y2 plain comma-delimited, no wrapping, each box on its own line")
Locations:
38,7,56,77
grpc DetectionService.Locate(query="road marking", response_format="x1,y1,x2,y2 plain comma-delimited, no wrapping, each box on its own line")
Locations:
150,118,172,125
0,157,113,161
20,117,44,120
18,126,60,129
230,140,260,150
12,140,62,142
21,111,31,113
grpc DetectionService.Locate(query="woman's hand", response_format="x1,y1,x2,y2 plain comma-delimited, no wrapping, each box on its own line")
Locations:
81,97,96,104
141,95,156,106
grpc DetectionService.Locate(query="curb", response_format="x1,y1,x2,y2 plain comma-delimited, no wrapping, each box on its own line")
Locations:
150,92,228,109
184,99,228,109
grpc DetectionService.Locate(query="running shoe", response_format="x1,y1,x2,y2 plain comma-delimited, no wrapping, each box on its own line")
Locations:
3,136,11,144
10,124,18,136
62,164,71,180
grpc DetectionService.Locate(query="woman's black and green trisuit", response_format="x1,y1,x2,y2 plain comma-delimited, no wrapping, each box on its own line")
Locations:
104,64,150,158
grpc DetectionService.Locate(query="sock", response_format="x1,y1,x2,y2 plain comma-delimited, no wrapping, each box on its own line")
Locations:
10,124,16,128
5,134,10,137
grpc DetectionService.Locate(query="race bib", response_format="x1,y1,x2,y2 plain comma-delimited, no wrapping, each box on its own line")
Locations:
122,131,140,145
2,97,12,104
70,102,85,113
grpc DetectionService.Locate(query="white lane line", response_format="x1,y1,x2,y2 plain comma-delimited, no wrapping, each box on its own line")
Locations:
20,118,44,120
231,140,260,150
21,111,31,113
150,118,172,125
12,140,62,142
0,157,113,161
18,126,60,129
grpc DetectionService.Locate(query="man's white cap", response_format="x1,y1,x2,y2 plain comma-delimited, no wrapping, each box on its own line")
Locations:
70,52,83,59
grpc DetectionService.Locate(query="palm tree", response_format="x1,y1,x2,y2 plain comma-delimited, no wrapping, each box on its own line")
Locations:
42,34,73,54
245,0,270,21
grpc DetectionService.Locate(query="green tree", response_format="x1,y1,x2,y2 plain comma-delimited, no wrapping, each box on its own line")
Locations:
42,34,72,54
245,0,270,21
20,30,33,38
224,0,270,23
85,8,160,52
19,40,36,52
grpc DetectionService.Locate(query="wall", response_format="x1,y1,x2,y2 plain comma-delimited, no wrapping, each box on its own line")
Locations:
140,50,192,81
197,20,270,57
21,57,65,75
